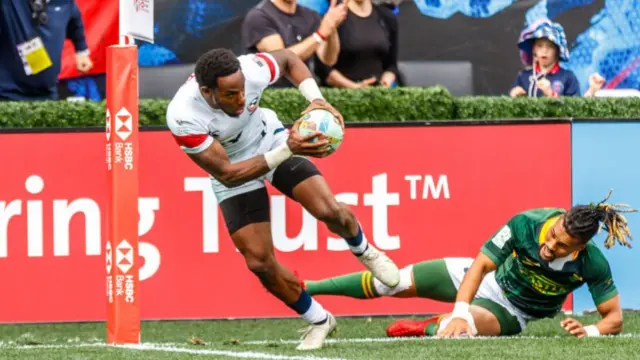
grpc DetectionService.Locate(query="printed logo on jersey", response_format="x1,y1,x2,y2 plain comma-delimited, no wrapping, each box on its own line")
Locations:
247,96,259,114
522,257,541,267
221,131,243,145
520,267,570,296
552,81,564,94
491,226,512,249
253,56,266,68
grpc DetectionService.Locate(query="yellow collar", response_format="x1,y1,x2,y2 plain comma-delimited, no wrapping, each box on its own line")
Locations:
538,216,560,245
539,215,580,260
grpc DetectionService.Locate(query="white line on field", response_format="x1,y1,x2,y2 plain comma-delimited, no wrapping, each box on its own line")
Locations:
10,343,352,360
241,333,640,345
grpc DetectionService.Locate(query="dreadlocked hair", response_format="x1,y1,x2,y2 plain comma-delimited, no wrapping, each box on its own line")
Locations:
194,48,240,90
564,190,637,249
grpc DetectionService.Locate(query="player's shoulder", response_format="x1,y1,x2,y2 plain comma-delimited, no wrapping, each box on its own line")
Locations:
510,207,566,225
578,241,613,279
239,52,279,85
239,53,275,72
505,208,565,243
167,77,196,118
166,76,210,133
582,241,609,263
238,54,262,72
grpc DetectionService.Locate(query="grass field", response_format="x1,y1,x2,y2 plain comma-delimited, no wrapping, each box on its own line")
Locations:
1,312,639,359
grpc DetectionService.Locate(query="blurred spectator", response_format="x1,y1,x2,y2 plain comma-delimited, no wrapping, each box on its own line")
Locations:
316,0,399,88
583,73,606,97
510,19,579,98
0,0,93,101
242,0,347,87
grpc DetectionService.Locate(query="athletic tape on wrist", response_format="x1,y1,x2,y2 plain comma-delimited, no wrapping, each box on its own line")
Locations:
264,143,292,170
584,325,601,337
451,302,470,318
298,78,324,102
449,302,478,336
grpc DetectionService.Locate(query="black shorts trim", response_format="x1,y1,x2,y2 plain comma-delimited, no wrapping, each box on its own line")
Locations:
271,156,321,199
218,188,270,235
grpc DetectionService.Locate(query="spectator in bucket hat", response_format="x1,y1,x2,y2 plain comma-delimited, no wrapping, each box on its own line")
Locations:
509,19,605,98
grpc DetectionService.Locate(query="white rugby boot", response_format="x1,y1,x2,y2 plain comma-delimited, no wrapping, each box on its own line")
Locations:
357,245,400,288
296,313,337,351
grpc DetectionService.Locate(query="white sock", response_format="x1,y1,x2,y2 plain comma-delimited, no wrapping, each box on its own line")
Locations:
350,242,368,255
302,299,328,324
349,227,369,255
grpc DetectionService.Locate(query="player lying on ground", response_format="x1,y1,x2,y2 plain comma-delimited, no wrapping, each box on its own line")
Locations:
303,192,635,338
166,48,400,350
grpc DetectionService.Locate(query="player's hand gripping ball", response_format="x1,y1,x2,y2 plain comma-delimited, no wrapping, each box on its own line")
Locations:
298,109,344,155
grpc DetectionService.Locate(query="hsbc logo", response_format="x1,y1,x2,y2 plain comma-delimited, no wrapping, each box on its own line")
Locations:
115,107,133,141
116,239,134,274
106,109,111,141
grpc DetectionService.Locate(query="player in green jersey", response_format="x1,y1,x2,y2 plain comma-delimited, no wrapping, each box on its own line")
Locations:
301,192,636,338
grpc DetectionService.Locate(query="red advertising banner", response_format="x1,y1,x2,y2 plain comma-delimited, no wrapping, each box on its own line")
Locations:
105,45,141,343
0,123,571,323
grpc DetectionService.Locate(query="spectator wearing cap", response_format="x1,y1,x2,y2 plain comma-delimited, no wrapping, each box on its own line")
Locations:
242,0,347,87
510,19,605,98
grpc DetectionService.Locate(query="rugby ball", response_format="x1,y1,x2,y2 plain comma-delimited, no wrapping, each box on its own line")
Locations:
298,109,344,155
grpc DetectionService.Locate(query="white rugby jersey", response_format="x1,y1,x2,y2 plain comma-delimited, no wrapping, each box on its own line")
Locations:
166,52,281,160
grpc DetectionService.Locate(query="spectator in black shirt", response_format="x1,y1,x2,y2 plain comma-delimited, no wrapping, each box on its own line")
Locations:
317,0,398,88
242,0,347,87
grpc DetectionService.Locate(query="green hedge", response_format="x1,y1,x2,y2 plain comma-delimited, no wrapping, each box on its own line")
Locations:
1,86,639,128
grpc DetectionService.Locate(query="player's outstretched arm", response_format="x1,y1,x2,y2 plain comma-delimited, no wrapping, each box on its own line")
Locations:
437,253,497,338
455,252,498,304
268,49,345,128
561,295,623,337
269,49,315,88
187,120,329,188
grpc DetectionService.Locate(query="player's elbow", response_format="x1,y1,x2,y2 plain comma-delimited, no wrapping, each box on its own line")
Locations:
475,252,498,274
217,166,246,188
280,48,296,59
273,48,296,71
610,315,624,335
218,175,243,188
614,320,623,335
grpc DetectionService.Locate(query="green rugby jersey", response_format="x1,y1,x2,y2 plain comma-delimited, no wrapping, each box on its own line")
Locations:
481,208,618,319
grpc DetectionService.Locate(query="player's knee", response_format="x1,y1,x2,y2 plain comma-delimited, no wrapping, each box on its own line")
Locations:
313,199,347,224
244,251,276,277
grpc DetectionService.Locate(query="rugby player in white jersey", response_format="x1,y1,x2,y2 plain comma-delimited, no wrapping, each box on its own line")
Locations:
166,48,400,350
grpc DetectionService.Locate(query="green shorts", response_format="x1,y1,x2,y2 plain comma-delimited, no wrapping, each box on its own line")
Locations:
413,258,527,335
